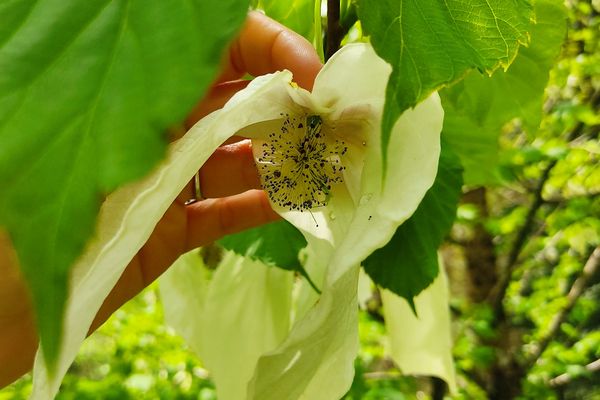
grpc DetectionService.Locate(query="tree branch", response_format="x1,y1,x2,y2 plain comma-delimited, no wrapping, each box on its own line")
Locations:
549,358,600,387
544,189,600,204
525,246,600,369
489,164,553,318
325,0,343,60
363,371,401,380
431,377,447,400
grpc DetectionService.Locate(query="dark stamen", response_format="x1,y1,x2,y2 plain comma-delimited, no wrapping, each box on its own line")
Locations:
256,114,347,212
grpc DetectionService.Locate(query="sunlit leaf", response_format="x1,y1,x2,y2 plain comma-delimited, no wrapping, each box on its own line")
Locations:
255,0,316,41
441,0,567,184
358,0,532,166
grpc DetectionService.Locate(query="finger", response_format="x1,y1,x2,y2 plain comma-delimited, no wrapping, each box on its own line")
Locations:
218,11,322,90
177,139,261,205
0,231,37,387
184,189,279,251
200,140,261,198
0,231,33,321
185,80,250,129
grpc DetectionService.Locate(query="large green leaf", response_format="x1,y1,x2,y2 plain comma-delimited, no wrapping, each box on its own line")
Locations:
363,144,463,308
357,0,532,166
0,0,248,370
441,0,567,184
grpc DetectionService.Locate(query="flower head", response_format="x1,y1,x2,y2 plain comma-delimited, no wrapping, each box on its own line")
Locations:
256,113,346,213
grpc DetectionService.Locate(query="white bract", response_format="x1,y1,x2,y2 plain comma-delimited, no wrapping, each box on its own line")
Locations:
30,43,451,399
382,270,456,392
359,262,457,393
160,250,295,400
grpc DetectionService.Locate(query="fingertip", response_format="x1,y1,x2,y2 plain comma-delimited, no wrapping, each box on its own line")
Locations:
271,29,322,90
185,190,280,251
198,140,261,198
225,11,322,90
185,80,250,129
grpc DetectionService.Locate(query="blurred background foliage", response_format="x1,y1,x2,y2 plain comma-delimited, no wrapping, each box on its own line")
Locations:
2,0,600,399
1,287,218,400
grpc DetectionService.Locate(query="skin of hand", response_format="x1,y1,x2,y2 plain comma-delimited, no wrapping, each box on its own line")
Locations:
0,11,322,388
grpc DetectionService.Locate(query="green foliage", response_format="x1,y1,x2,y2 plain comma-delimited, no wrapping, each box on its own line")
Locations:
254,0,316,41
363,144,463,308
441,0,567,184
447,0,600,396
218,220,306,271
502,196,600,398
1,287,217,400
0,0,249,369
218,220,317,288
357,0,532,167
56,291,217,400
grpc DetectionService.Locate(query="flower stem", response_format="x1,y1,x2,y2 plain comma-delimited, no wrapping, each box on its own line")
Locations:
314,0,324,61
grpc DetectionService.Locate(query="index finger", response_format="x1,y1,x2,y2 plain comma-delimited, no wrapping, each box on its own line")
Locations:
217,11,322,90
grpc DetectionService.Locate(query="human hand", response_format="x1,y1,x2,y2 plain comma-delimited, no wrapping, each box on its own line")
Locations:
0,11,322,387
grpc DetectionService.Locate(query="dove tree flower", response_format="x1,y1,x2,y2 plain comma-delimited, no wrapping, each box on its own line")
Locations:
29,43,450,399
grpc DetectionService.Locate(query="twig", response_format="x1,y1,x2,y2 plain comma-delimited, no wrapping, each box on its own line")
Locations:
489,89,600,320
325,0,343,60
544,189,600,204
489,160,555,318
431,377,447,400
525,246,600,369
549,358,600,387
365,287,385,323
363,371,401,380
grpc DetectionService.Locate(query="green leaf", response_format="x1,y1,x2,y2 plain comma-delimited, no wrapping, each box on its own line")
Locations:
357,0,533,167
218,220,318,289
0,0,248,371
255,0,316,42
441,0,567,184
363,144,463,307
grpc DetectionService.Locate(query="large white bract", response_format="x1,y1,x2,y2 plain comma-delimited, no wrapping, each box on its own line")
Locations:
30,43,454,400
